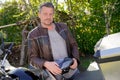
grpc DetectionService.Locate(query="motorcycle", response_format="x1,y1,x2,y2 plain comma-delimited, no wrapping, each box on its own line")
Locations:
0,42,41,80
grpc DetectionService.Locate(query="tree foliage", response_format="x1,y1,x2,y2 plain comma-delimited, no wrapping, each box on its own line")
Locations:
0,0,120,55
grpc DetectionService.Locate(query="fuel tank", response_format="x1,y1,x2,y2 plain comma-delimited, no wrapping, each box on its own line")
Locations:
8,67,39,80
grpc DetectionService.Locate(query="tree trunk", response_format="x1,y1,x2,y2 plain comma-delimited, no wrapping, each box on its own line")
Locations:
20,25,28,65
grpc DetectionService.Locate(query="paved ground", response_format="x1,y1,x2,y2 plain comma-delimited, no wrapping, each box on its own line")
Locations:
75,61,105,80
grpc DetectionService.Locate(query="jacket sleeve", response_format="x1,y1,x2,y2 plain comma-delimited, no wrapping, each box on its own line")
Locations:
27,32,46,69
65,24,80,65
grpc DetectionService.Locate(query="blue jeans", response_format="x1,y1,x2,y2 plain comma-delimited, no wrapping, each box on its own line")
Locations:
29,64,80,80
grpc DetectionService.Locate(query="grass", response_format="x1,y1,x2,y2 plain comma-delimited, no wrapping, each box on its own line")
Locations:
79,56,94,71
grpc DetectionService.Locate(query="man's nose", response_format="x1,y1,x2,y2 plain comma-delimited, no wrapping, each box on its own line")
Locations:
46,14,52,18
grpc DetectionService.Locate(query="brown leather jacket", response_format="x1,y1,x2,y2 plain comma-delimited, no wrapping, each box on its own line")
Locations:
27,22,80,69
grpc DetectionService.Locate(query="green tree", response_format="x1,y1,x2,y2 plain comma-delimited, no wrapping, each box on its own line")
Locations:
0,0,120,56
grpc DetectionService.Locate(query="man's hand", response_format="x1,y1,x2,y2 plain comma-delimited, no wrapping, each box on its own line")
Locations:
44,61,62,75
70,58,78,69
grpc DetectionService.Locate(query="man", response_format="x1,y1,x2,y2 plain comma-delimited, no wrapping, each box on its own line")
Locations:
27,2,80,80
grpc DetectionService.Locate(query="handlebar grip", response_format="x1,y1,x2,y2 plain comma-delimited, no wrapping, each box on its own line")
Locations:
5,43,14,54
8,43,14,50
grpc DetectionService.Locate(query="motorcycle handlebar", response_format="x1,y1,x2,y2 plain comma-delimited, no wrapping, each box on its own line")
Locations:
8,43,14,50
5,42,14,54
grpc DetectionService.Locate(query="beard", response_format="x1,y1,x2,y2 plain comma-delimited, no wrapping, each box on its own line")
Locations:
42,19,53,26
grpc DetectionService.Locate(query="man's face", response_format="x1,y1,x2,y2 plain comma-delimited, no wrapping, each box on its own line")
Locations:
38,6,54,26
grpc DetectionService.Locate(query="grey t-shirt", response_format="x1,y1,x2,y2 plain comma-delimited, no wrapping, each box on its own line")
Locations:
48,27,68,60
48,26,77,78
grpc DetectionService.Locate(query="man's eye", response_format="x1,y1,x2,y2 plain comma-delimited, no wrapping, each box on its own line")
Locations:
43,13,47,15
50,13,53,16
